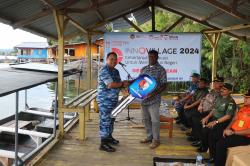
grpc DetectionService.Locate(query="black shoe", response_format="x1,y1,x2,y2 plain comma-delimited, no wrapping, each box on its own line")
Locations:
174,117,180,120
181,126,188,131
187,136,197,142
99,143,116,152
191,141,201,147
176,119,182,124
197,146,207,153
107,137,119,145
208,157,214,163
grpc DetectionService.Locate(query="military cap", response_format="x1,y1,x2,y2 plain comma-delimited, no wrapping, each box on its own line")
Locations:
222,83,233,91
190,73,200,78
212,76,224,82
244,88,250,97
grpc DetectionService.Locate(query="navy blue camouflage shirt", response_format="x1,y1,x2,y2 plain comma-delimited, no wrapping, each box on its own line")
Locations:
140,62,167,105
97,65,121,104
187,82,198,95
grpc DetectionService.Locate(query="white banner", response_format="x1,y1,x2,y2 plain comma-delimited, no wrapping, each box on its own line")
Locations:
104,32,201,82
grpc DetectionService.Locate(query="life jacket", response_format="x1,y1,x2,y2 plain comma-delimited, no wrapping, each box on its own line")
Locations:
231,106,250,138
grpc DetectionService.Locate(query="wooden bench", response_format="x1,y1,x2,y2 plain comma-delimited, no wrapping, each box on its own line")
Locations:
160,115,174,138
61,89,97,140
0,149,24,166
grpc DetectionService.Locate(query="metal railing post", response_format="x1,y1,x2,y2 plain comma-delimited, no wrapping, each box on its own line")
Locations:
15,92,19,166
54,82,58,136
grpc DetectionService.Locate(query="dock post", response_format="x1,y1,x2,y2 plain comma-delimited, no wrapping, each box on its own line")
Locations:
203,32,221,84
53,9,65,137
79,108,85,140
86,32,92,121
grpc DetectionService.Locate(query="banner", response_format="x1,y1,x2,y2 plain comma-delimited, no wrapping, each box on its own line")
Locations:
104,32,201,82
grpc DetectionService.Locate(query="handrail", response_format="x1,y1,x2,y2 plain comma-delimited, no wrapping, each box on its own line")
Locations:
65,89,93,107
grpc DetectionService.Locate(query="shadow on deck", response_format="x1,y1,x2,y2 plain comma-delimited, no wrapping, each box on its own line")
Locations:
36,108,207,166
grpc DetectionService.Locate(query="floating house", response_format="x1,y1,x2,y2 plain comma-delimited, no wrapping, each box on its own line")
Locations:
15,42,49,62
15,40,104,63
47,39,104,61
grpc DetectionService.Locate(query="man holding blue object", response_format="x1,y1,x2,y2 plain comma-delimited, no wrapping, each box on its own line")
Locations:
140,50,167,149
97,52,129,152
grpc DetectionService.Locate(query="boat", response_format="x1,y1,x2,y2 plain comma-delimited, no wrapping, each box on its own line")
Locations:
0,109,74,155
0,63,80,165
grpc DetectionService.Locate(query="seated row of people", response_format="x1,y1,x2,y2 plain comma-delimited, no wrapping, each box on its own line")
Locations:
215,89,250,165
173,73,250,165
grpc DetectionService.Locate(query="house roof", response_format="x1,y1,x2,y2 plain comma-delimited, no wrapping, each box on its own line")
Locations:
15,42,49,49
0,0,249,41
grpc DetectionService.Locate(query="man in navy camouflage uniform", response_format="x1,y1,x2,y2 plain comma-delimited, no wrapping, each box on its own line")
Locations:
140,50,167,149
97,52,129,152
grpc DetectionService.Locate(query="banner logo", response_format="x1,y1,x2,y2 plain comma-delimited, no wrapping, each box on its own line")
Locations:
112,47,123,63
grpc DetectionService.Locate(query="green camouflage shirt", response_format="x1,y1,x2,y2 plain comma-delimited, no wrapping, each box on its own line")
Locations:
213,96,236,119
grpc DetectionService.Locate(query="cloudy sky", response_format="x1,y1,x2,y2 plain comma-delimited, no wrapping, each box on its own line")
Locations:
0,22,47,49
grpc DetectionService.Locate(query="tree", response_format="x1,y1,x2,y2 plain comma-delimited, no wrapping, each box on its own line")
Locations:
130,9,250,92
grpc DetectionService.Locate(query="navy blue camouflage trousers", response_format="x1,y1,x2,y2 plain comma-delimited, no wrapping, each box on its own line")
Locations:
98,102,117,139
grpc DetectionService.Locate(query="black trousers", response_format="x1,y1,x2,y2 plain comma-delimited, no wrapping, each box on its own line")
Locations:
184,107,199,129
215,135,250,166
201,120,230,158
176,106,187,125
192,111,209,140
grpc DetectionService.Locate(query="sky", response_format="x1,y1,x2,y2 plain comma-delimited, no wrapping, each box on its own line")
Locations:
0,22,47,49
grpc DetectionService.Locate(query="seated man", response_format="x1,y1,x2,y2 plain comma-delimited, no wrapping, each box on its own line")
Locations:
173,73,200,127
215,88,250,166
198,83,237,163
191,77,223,147
184,78,208,142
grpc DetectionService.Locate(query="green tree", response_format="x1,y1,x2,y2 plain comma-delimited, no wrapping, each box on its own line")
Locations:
62,9,250,93
141,9,250,92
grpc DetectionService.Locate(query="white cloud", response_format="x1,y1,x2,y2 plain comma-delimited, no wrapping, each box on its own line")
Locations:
0,23,47,49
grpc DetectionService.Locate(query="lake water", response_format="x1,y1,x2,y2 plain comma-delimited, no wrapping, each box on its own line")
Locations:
0,63,98,120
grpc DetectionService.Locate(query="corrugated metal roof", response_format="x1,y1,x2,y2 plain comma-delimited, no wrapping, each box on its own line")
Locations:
112,18,131,30
159,0,250,38
15,42,49,48
98,0,145,19
0,0,249,41
133,7,151,25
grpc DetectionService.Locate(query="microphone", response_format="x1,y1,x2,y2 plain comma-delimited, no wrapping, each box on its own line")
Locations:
119,62,126,67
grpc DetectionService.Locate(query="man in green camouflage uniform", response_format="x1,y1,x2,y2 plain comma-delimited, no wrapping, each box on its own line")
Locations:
199,83,236,163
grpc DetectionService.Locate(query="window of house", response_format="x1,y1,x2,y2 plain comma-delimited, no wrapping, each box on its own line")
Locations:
69,49,75,56
38,49,42,55
65,48,75,56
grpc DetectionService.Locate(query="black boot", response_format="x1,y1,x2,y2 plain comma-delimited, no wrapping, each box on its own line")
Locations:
99,139,116,152
107,135,119,145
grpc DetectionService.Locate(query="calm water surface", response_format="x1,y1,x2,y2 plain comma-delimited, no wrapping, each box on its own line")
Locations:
0,63,98,120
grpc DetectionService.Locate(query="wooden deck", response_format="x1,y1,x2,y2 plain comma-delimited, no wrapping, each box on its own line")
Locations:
36,108,207,166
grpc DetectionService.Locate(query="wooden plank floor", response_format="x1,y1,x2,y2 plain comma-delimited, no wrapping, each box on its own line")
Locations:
36,108,207,166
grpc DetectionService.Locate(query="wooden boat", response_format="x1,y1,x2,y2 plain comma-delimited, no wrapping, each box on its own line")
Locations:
0,108,75,165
